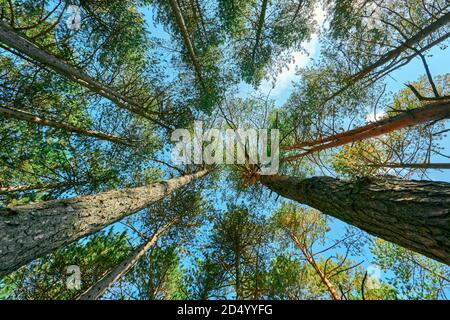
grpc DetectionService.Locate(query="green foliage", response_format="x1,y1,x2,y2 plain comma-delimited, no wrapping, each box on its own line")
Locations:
1,230,131,300
1,0,449,302
121,246,189,300
327,0,362,39
218,0,316,86
189,204,272,299
372,239,450,300
272,203,397,300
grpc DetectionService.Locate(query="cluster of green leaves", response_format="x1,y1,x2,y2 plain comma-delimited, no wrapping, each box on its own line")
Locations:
1,0,449,302
372,240,449,300
0,1,174,205
183,202,400,300
0,230,131,300
218,0,316,86
149,0,227,114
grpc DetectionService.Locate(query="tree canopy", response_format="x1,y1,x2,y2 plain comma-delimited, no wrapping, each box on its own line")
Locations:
0,0,449,300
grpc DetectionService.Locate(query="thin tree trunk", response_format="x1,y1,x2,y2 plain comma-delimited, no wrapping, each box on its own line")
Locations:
0,170,209,276
282,100,450,162
168,0,204,84
0,106,135,147
78,219,178,300
369,163,450,170
289,232,341,300
251,0,269,63
194,0,209,42
0,22,162,124
235,246,241,300
325,11,450,103
0,181,78,194
260,175,450,265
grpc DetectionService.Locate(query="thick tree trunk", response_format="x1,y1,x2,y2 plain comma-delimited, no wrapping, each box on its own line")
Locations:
0,170,209,276
78,219,177,300
282,100,450,161
0,22,160,123
168,0,204,84
260,175,450,265
0,106,135,147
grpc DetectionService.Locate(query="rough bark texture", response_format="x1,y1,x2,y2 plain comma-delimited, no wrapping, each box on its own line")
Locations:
261,175,450,265
0,22,159,122
0,106,134,146
78,219,177,300
0,170,208,276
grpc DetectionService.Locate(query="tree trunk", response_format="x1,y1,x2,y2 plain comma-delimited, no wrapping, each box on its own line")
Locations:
78,219,177,300
251,0,268,63
260,175,450,265
0,106,135,147
370,163,450,170
289,232,341,300
325,11,450,103
0,22,161,124
0,181,78,194
168,0,204,84
282,100,450,162
0,170,209,276
235,246,241,300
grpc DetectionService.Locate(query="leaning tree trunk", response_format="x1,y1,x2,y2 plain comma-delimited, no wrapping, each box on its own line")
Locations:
168,0,204,84
282,100,450,162
325,11,450,103
0,181,79,194
0,22,160,123
0,106,134,147
260,175,450,265
369,163,450,170
289,232,341,300
78,219,177,300
251,0,268,63
0,170,209,276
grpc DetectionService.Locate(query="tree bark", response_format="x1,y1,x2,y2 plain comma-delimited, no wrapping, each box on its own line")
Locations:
78,219,177,300
0,22,161,123
260,175,450,265
0,106,135,147
168,0,204,84
0,170,209,276
282,100,450,162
